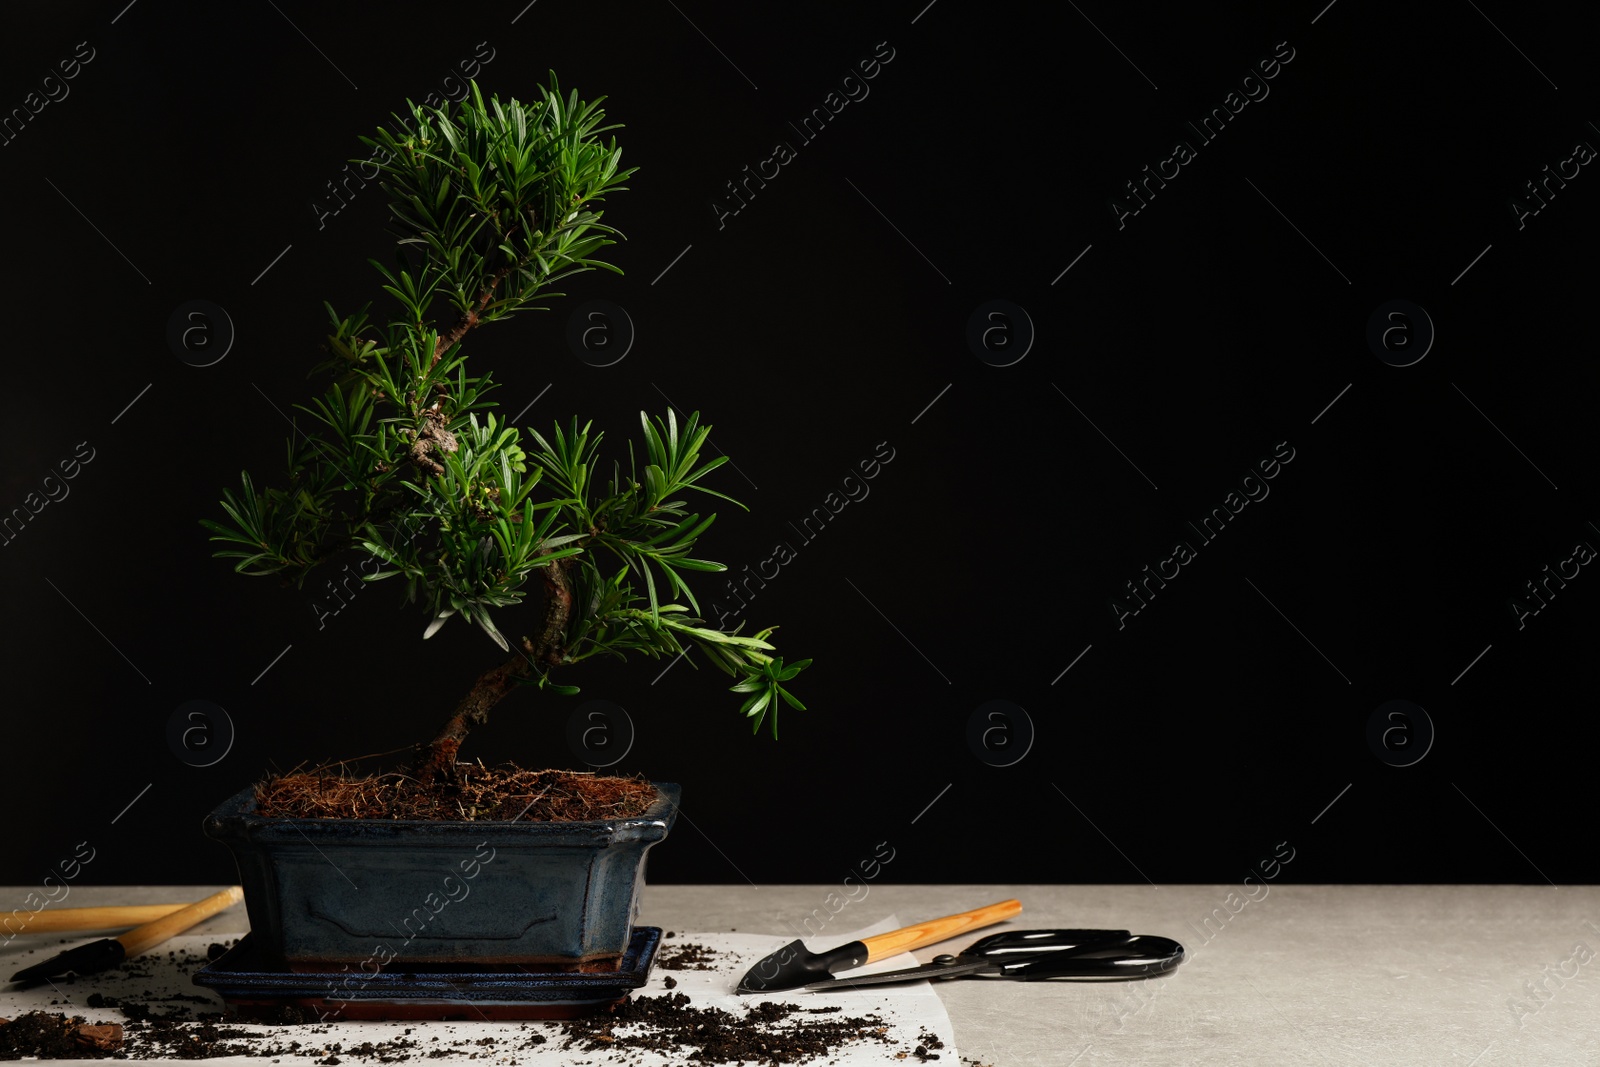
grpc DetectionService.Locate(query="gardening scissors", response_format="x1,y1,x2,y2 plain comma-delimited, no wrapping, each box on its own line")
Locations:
802,928,1185,991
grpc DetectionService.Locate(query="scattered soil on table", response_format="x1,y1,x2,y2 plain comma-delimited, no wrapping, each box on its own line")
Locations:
654,941,721,971
4,938,938,1063
3,1006,543,1061
5,994,922,1064
560,991,895,1063
254,765,658,821
0,1013,122,1058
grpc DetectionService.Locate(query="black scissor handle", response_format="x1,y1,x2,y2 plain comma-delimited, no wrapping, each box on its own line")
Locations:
964,929,1133,956
963,930,1185,980
1005,935,1184,980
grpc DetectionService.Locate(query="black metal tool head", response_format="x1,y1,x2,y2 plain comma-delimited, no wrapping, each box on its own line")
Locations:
735,938,868,994
8,937,126,988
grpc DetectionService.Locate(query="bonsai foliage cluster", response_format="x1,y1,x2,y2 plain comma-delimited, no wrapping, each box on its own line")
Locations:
202,76,807,787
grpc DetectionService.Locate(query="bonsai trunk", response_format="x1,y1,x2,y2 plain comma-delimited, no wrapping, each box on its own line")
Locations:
411,555,576,789
431,263,516,364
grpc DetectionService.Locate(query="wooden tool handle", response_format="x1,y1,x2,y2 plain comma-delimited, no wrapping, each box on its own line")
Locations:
14,904,190,934
115,887,243,959
859,899,1022,964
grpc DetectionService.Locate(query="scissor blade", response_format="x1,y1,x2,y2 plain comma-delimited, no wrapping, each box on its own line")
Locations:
803,958,991,991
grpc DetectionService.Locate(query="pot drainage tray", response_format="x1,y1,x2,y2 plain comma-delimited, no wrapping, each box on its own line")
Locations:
192,927,662,1021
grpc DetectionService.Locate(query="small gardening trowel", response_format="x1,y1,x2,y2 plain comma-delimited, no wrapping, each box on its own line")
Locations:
735,898,1022,993
8,887,243,988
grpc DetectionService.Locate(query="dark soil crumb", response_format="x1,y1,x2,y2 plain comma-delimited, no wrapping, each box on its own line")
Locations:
560,991,892,1064
662,975,677,989
255,765,658,822
892,1028,948,1062
246,1004,326,1026
655,941,720,971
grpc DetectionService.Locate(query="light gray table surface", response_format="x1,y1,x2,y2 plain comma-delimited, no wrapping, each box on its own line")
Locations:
3,884,1596,1065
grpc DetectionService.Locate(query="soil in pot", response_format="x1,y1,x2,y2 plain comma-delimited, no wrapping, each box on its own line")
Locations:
252,765,658,822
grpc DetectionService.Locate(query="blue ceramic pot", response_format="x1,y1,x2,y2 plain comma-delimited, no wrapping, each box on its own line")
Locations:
201,781,679,971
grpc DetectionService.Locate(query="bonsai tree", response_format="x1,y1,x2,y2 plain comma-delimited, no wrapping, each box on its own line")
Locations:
202,75,808,799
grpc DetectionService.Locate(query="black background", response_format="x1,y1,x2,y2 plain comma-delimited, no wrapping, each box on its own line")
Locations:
1,0,1595,891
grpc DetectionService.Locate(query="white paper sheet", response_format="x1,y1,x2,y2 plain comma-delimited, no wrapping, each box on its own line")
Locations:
0,921,957,1065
